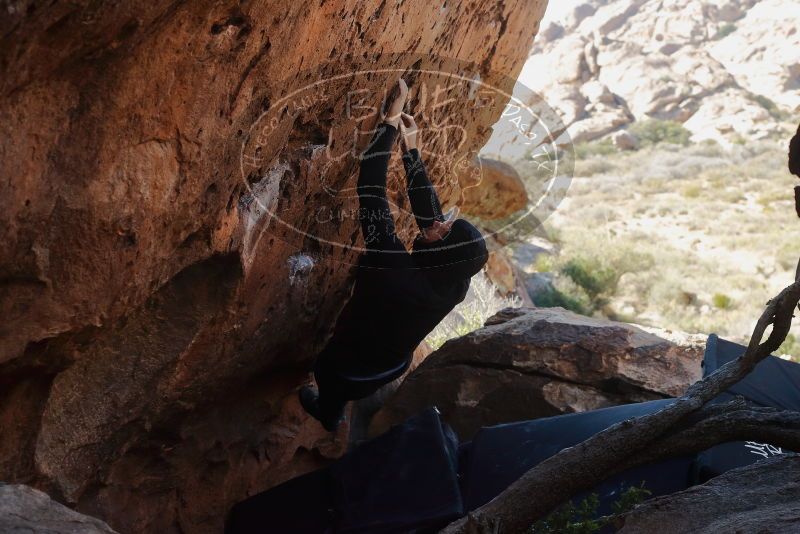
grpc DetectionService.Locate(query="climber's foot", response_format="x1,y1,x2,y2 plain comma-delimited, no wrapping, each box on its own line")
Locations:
299,385,345,433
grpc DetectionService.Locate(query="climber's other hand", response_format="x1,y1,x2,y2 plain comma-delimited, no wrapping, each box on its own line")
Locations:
419,219,455,244
399,112,418,153
382,78,408,128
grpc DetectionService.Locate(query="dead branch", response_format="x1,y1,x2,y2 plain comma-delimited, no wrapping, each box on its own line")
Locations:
441,280,800,534
625,400,800,467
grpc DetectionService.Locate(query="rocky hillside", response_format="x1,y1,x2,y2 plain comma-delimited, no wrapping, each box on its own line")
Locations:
0,1,547,532
522,0,800,145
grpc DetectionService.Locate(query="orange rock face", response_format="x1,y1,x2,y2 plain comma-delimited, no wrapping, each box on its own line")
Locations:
458,157,529,220
0,1,548,532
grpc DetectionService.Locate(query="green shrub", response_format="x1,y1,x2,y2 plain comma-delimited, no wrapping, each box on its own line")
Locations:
574,139,616,159
531,494,601,534
629,119,691,147
533,284,591,316
534,254,555,273
712,293,734,309
714,23,737,40
562,257,619,298
544,224,563,246
681,184,702,198
750,94,790,121
611,484,652,515
731,133,747,145
531,234,655,316
573,139,619,177
689,139,724,158
530,484,652,533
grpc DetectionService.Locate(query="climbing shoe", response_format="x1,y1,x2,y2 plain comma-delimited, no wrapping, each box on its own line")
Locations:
299,385,345,433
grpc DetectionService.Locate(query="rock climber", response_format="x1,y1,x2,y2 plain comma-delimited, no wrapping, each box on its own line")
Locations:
790,121,800,218
299,78,489,431
790,121,799,177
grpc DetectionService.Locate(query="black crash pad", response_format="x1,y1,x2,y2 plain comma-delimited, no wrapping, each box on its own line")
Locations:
225,467,335,534
460,399,694,515
331,407,462,533
226,407,462,534
692,334,796,482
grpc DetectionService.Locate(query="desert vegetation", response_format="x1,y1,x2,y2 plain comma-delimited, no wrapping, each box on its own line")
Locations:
515,121,800,360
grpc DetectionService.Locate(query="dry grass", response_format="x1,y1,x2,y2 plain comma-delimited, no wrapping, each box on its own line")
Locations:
425,272,522,351
516,138,800,360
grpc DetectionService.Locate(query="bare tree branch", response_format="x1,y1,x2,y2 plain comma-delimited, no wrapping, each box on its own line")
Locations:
610,398,800,476
441,281,800,534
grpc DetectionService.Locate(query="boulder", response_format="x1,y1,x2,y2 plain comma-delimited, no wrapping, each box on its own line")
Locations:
458,157,529,220
371,307,704,438
0,1,549,532
569,104,634,143
683,87,774,144
613,130,640,150
481,234,531,301
0,484,117,534
484,249,519,296
617,455,800,533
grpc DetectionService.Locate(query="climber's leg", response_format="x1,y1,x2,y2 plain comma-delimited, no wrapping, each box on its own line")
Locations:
299,384,346,433
301,343,349,432
303,342,413,432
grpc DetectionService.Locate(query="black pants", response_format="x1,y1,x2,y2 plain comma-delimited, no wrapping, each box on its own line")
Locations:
313,340,411,419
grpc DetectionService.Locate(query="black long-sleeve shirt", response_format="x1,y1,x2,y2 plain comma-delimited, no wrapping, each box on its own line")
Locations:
327,123,469,375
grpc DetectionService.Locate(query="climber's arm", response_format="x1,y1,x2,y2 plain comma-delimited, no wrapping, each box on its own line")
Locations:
357,122,408,261
402,148,445,231
400,113,445,232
